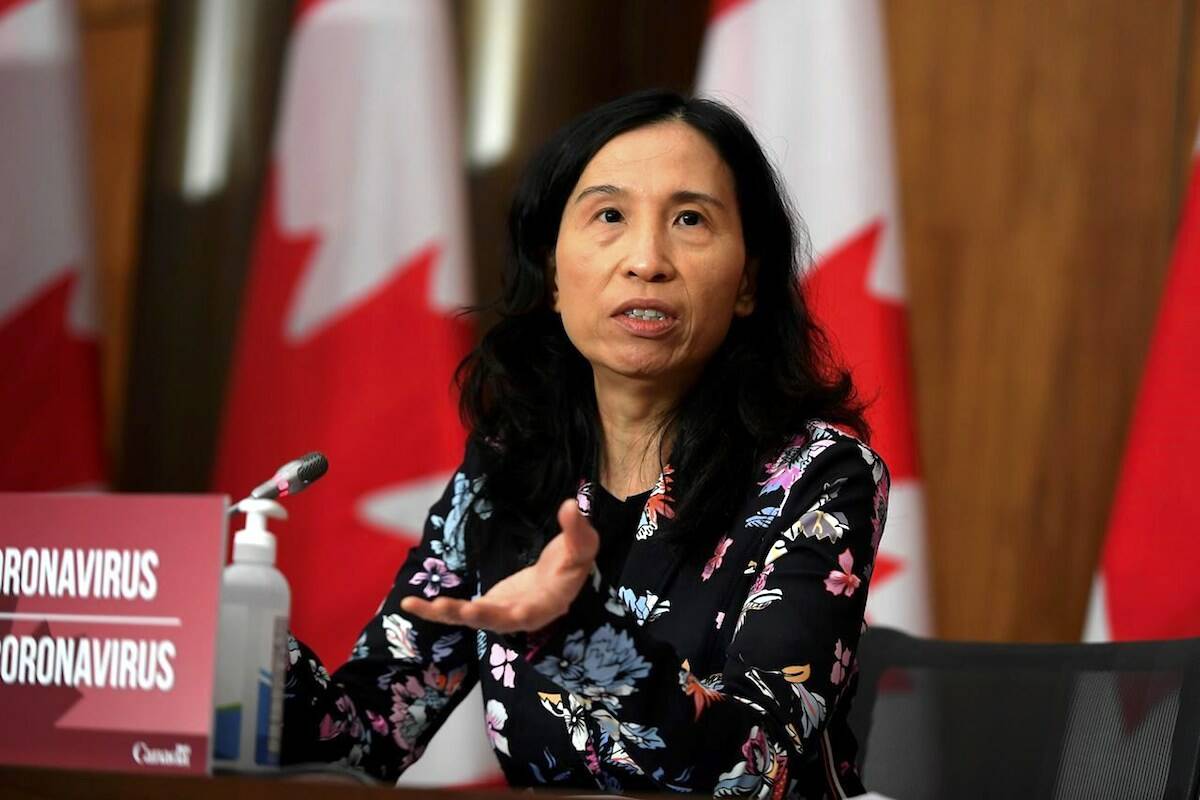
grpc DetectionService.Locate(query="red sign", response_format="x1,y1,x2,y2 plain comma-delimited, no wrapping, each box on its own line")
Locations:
0,493,226,774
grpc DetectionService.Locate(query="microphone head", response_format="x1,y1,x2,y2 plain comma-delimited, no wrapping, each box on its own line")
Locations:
248,451,330,500
296,451,328,484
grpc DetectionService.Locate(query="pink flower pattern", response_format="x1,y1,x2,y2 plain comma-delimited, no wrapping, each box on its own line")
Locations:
750,562,775,594
489,642,517,688
366,709,388,735
576,479,593,517
824,549,861,597
408,557,462,598
702,536,733,581
831,640,853,686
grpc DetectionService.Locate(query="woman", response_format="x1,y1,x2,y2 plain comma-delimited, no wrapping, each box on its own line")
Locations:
283,89,887,799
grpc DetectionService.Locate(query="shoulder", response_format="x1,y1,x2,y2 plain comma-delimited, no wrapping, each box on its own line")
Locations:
429,438,497,532
747,420,889,548
442,435,503,500
760,420,887,495
462,433,499,475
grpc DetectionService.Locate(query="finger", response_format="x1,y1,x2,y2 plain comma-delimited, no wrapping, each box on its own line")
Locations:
401,595,528,633
453,598,527,633
400,596,470,626
556,499,599,563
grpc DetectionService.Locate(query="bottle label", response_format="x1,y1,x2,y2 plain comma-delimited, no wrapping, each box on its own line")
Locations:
212,602,288,768
255,616,288,765
212,603,246,761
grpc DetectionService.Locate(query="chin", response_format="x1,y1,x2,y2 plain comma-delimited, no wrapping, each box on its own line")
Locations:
586,344,698,385
601,357,683,383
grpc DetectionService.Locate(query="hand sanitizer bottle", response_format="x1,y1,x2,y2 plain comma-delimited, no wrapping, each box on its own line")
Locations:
213,498,291,771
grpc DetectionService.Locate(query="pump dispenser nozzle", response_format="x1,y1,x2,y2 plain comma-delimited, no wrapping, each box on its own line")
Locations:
232,498,287,565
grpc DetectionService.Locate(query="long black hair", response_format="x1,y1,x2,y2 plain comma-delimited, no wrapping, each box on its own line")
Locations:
457,88,867,561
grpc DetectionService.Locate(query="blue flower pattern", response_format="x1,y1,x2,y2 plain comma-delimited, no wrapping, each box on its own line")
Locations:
534,623,652,708
429,471,492,572
606,585,671,626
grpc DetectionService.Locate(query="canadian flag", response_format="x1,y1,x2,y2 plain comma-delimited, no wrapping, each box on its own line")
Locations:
698,0,932,634
1084,128,1200,642
0,0,105,491
211,0,496,785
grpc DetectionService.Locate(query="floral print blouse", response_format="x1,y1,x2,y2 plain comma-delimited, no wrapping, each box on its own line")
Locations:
282,420,888,799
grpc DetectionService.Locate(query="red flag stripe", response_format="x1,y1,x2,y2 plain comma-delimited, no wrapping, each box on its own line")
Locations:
1098,152,1200,640
0,273,105,489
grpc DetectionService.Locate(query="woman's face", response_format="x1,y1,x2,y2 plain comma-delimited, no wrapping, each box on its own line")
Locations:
552,121,754,388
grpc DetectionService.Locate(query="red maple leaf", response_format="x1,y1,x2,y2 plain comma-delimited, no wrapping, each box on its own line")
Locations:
212,171,474,666
0,272,106,489
870,552,903,587
0,601,86,756
803,220,921,598
803,220,918,484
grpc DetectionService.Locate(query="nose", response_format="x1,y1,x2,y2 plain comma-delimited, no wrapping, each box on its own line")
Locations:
624,221,676,283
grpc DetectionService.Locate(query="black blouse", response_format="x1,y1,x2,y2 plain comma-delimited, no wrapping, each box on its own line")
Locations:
590,483,652,580
283,420,888,798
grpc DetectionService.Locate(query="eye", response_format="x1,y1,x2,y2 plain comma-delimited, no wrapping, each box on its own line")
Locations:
676,210,704,227
598,208,624,224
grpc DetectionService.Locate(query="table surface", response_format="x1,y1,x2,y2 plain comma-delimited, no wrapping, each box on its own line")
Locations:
0,765,890,799
0,764,599,799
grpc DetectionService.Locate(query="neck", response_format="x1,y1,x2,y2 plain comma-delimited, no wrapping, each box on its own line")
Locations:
593,368,682,500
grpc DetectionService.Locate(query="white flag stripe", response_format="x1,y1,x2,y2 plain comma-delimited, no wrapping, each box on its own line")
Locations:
358,471,455,541
866,481,930,632
696,0,905,301
0,0,71,61
0,0,97,335
1082,574,1111,642
277,0,471,343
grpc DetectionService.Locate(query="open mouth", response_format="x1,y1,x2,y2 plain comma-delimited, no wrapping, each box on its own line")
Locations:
621,308,670,320
611,300,678,337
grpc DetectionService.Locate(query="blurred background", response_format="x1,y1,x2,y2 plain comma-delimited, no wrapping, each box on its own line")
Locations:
4,0,1200,655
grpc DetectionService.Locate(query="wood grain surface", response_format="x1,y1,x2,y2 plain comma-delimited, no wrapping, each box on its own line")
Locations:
887,0,1197,639
78,0,157,457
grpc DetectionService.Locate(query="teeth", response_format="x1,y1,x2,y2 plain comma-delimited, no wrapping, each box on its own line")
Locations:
624,308,667,320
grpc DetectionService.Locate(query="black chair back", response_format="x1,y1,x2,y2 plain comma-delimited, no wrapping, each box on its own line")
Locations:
848,627,1200,800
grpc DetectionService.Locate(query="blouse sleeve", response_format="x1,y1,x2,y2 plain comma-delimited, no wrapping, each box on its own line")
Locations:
281,451,493,782
527,438,886,796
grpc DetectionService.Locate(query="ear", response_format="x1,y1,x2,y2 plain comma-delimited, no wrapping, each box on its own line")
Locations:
733,257,757,317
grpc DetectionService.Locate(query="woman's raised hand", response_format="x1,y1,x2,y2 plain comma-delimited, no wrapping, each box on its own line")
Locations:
400,499,599,634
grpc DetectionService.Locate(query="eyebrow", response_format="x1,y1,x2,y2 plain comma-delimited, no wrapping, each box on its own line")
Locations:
572,184,727,210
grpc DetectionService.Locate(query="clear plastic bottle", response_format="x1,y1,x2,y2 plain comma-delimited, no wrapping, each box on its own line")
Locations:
212,498,291,772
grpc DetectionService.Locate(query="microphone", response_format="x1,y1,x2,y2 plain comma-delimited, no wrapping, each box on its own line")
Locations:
249,452,329,500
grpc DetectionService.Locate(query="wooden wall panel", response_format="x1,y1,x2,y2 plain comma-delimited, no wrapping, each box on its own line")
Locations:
117,0,293,492
78,0,157,465
886,0,1193,640
1176,0,1200,205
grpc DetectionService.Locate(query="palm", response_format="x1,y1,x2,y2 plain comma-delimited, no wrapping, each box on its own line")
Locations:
401,499,598,633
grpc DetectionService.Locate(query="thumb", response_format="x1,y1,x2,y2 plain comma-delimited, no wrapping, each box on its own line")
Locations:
556,499,599,564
